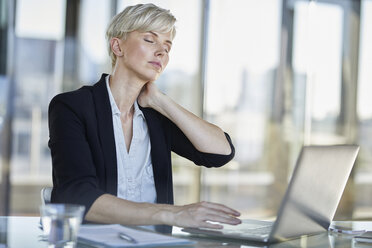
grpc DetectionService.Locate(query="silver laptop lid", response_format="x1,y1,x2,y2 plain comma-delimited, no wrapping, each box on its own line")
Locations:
270,145,359,242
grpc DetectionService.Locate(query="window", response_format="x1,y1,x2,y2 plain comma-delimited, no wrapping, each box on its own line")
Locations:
204,0,282,217
355,0,372,219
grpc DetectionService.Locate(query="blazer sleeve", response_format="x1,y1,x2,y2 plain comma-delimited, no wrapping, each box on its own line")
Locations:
165,116,235,168
48,93,105,216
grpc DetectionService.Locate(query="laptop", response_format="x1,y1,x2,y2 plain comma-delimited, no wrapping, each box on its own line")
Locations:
182,145,359,243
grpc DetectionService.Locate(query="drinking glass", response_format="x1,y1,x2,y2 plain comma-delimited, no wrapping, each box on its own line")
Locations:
40,204,85,248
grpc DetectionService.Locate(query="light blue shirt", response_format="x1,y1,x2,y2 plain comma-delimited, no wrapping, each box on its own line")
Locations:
105,75,157,203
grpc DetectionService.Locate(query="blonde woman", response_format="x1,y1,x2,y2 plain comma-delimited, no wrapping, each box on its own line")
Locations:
48,3,241,233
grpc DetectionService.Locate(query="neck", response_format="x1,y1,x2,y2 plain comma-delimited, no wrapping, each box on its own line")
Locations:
109,68,146,115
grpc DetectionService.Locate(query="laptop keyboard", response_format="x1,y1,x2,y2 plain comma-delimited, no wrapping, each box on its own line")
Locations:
220,220,273,237
182,220,274,240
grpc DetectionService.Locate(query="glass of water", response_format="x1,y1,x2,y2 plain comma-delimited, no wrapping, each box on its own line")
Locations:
40,204,85,248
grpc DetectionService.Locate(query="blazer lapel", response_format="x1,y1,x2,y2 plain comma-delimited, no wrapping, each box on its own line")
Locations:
141,107,173,204
92,74,118,195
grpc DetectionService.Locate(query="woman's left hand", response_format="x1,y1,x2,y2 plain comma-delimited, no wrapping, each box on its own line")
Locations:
138,80,232,155
138,82,161,108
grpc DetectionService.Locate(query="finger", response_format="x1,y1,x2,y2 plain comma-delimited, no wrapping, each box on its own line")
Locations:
200,202,241,216
201,201,240,215
197,208,240,223
204,213,242,225
199,221,223,229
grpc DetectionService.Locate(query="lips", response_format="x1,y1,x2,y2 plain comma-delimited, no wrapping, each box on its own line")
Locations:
149,61,162,70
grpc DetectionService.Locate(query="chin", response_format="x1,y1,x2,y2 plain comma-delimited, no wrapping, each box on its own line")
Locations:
137,68,162,82
144,74,160,82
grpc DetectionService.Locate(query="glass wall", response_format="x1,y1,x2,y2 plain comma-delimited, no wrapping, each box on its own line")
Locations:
1,0,372,222
202,0,371,221
356,0,372,219
291,0,360,219
203,0,284,218
9,0,66,214
293,1,344,144
0,0,8,215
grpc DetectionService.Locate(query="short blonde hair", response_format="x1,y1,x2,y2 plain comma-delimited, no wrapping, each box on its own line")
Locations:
106,3,177,68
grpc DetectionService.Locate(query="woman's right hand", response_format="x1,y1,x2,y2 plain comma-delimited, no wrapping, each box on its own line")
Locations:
167,201,241,229
86,195,241,228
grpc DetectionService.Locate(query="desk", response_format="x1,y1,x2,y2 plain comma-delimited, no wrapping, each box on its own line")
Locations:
1,216,372,248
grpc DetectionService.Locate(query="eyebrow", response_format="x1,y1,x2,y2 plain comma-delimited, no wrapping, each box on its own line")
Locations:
148,31,173,46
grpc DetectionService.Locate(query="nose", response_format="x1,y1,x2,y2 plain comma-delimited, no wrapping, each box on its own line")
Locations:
155,49,165,57
155,45,167,57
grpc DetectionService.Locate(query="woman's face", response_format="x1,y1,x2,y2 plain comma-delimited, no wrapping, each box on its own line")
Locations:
119,30,173,83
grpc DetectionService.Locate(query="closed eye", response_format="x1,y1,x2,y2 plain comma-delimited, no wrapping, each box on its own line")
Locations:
144,39,154,43
164,45,171,54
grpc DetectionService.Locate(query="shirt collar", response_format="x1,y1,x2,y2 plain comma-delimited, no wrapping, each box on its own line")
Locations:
105,75,145,119
105,75,120,116
133,100,145,119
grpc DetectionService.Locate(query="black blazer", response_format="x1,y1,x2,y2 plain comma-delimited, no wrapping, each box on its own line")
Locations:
48,74,235,230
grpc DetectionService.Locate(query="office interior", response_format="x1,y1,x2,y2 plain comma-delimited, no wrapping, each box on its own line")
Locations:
0,0,371,221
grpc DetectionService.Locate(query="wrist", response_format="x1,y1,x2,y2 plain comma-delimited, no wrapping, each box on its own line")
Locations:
150,91,167,113
152,204,178,226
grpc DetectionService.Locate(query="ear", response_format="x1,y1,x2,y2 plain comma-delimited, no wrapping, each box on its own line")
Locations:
110,38,124,57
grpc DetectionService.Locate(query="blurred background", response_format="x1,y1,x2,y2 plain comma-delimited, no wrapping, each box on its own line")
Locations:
0,0,372,221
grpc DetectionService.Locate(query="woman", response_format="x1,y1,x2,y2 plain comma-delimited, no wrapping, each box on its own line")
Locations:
48,3,241,232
